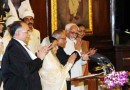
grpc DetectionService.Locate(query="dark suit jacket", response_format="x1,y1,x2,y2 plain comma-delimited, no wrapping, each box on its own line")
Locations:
56,46,80,66
1,39,43,90
56,46,70,66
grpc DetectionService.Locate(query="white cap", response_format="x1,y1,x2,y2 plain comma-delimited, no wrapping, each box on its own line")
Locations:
21,10,34,19
5,0,20,27
6,16,20,27
18,0,34,19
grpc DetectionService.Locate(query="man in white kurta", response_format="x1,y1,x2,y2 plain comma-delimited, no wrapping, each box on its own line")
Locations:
39,36,79,90
64,23,87,90
18,0,41,54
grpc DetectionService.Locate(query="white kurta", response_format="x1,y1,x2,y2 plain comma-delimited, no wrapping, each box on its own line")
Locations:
2,30,11,51
27,28,40,54
39,51,72,90
64,37,86,90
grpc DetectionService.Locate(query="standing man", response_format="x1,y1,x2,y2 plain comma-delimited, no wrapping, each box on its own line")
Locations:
1,21,51,90
52,29,89,90
64,23,87,90
18,0,40,54
52,29,78,90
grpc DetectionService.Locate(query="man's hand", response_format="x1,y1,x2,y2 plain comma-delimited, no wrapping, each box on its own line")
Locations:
37,44,52,60
82,53,89,61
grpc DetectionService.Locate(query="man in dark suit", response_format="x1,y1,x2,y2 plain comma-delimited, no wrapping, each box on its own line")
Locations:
1,21,51,90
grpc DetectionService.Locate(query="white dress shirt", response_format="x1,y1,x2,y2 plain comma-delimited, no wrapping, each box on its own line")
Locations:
14,38,37,60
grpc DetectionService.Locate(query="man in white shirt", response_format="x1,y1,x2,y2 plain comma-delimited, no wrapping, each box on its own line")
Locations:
64,23,87,90
18,0,40,54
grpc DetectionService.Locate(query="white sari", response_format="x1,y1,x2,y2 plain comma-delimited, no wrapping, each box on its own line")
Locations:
39,37,72,90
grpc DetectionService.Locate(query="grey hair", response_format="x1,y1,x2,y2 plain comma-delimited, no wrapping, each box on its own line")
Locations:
13,27,23,38
65,23,77,31
52,30,64,39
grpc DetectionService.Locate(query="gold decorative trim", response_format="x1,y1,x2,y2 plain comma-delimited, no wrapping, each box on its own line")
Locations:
51,0,93,34
51,0,57,33
88,0,93,34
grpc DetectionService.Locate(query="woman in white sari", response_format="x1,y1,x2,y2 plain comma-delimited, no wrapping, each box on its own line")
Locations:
39,36,77,90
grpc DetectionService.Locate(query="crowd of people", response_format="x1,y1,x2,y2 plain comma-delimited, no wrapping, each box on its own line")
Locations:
0,0,97,90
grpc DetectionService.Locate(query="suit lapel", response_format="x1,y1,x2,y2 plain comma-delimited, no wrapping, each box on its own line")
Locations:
12,39,32,61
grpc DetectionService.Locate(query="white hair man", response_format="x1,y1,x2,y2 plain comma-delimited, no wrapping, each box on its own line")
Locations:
18,0,40,54
64,23,88,90
1,21,51,90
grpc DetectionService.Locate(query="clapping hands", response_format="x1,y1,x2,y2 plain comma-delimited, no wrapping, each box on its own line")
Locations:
37,44,52,60
81,53,89,61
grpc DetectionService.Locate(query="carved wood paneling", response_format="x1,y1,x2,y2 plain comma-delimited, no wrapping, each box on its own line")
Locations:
30,0,48,40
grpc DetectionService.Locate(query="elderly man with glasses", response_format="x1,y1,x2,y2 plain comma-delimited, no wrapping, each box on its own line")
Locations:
1,21,51,90
64,23,89,90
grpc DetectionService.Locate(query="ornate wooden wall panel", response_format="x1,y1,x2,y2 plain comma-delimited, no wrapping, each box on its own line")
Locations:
30,0,48,40
92,0,111,37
